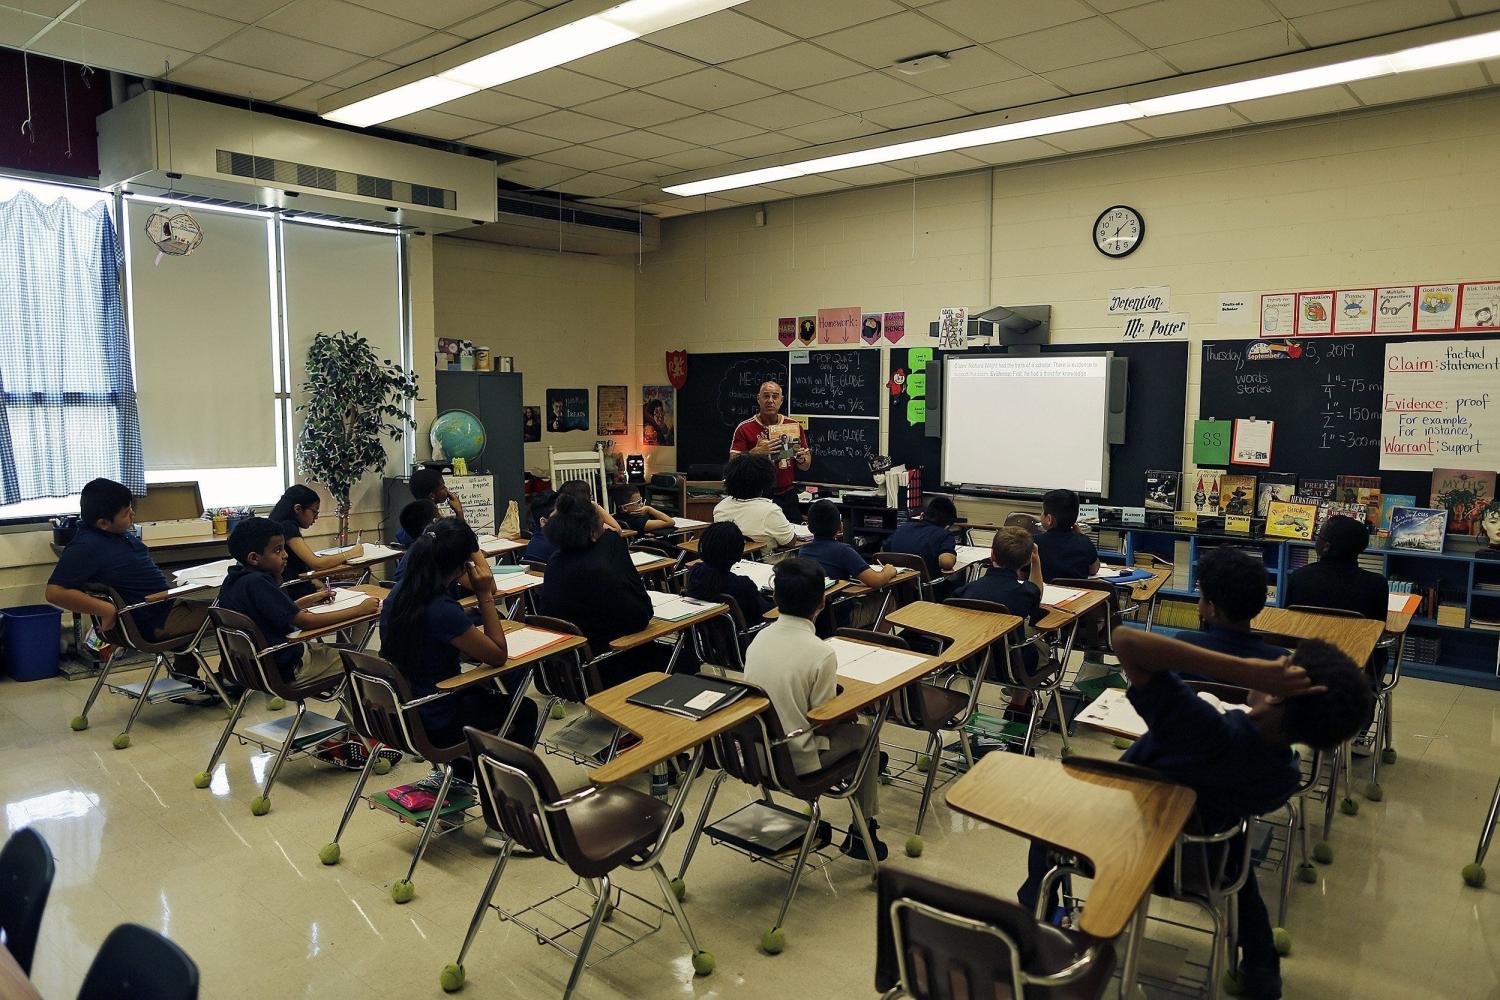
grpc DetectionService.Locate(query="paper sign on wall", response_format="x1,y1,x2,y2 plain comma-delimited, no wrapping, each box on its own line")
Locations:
1416,284,1460,332
1333,289,1375,334
860,312,883,344
937,307,968,350
1375,287,1415,332
1231,418,1274,467
817,306,861,344
908,347,933,372
884,311,905,343
907,373,926,398
1107,285,1170,314
1459,282,1500,329
1218,293,1254,325
1121,312,1189,341
777,317,796,346
1260,293,1294,336
1380,338,1500,471
1295,291,1333,335
907,399,926,425
1192,419,1231,466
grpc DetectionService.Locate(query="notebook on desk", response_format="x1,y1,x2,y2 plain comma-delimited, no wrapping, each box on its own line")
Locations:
732,560,836,593
647,590,723,622
671,517,710,530
626,674,750,720
350,543,402,564
173,557,235,588
953,544,991,570
630,549,669,567
827,637,928,685
1041,584,1088,607
305,588,369,615
1091,566,1153,585
500,625,570,659
478,534,526,555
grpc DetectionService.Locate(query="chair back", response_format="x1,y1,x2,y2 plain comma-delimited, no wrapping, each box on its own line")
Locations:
941,597,1055,688
834,629,927,725
701,680,803,793
0,828,55,975
876,551,929,581
466,727,569,861
337,648,449,760
520,615,599,703
77,923,200,1000
1003,512,1041,532
205,607,277,695
693,608,747,674
548,447,609,508
85,585,190,654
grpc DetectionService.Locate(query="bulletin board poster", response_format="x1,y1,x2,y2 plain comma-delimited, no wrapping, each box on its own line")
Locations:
1379,338,1500,471
1260,293,1294,336
1332,289,1375,334
777,316,797,346
1375,287,1416,333
1458,281,1500,330
641,385,675,446
818,306,861,344
546,388,590,432
1295,291,1333,335
1416,283,1460,332
596,384,628,436
884,311,905,343
448,475,495,533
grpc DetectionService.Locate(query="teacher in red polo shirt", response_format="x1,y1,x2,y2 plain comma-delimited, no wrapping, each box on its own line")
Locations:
730,380,811,523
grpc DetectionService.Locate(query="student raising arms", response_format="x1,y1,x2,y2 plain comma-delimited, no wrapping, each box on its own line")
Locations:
268,485,364,599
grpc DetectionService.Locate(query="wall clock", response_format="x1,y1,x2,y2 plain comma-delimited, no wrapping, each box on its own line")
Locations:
1093,204,1144,258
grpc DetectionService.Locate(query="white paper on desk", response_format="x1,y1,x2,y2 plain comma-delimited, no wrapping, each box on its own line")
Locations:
350,543,402,564
648,590,721,621
1388,593,1420,614
954,544,990,570
1041,584,1087,607
478,534,525,555
173,557,235,587
503,626,567,658
1090,567,1133,580
304,588,368,615
314,544,354,558
827,638,927,684
630,549,668,567
732,559,776,589
791,523,813,540
493,573,543,594
673,517,710,530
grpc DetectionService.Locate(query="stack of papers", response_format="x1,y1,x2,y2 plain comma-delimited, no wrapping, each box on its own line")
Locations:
1388,593,1421,615
350,543,402,564
173,558,235,588
732,560,836,592
791,524,814,541
305,588,371,616
493,574,543,595
648,590,722,622
478,534,526,555
314,544,355,558
953,544,991,570
501,626,570,659
630,549,670,567
827,637,928,685
672,517,710,530
1041,584,1088,607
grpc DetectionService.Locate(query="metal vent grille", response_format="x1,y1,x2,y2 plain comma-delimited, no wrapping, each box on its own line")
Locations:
216,149,457,211
497,193,642,235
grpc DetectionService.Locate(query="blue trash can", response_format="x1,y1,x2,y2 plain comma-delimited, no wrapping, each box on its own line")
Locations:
1,605,63,682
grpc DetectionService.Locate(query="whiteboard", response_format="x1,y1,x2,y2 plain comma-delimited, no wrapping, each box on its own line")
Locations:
1380,338,1500,471
941,354,1111,495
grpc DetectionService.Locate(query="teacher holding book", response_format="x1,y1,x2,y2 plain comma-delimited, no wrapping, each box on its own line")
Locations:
729,381,811,523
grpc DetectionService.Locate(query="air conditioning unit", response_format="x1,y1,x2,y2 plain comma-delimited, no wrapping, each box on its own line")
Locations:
447,190,661,255
98,91,497,233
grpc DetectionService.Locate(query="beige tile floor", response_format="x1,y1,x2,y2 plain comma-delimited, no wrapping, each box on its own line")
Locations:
2,663,1499,999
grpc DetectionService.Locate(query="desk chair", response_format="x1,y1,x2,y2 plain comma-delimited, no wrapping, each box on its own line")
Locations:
197,608,349,815
71,586,226,749
0,828,54,976
943,598,1069,758
874,867,1115,1000
875,551,934,603
549,448,609,508
691,602,757,676
1003,512,1041,532
524,616,624,768
76,923,199,1000
442,728,714,997
673,680,884,954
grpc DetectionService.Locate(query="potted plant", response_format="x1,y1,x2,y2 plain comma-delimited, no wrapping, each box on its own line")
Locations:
297,330,420,543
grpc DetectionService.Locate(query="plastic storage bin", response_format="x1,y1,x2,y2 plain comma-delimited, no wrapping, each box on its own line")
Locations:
1,605,63,681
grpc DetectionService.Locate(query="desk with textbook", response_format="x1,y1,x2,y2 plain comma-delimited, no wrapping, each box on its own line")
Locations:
610,594,730,675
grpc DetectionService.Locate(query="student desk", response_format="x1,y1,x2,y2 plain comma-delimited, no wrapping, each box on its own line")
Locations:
842,566,921,629
435,619,588,692
885,601,1025,665
1126,567,1173,630
629,554,679,577
759,580,853,621
610,601,730,675
806,634,960,726
946,752,1197,991
675,536,767,561
285,584,386,644
1250,607,1384,667
0,943,40,1000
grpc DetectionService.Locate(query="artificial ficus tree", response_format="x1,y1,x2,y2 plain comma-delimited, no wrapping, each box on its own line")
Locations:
297,330,420,542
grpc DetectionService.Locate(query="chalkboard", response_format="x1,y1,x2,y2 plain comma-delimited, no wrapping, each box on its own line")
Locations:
677,351,791,469
789,349,881,417
1198,333,1498,500
886,341,1187,507
805,417,877,486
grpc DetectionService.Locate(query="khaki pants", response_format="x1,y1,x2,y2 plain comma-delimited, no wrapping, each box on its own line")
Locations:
817,721,878,819
294,642,347,686
156,600,211,641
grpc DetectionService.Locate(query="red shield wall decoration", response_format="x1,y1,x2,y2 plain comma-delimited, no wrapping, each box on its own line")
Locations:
666,350,688,389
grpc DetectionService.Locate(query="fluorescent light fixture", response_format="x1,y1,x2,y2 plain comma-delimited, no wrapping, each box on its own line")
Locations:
323,0,746,127
663,24,1500,196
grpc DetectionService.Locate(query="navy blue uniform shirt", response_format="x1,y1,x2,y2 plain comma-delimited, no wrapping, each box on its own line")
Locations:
1181,623,1287,661
379,586,473,730
523,532,558,564
48,526,172,635
276,519,317,599
1034,526,1097,582
799,537,870,582
686,562,772,620
885,520,957,577
954,567,1044,623
217,564,303,677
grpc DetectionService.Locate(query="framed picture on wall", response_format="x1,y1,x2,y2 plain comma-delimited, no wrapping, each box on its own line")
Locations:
597,384,628,436
642,385,675,446
546,388,589,432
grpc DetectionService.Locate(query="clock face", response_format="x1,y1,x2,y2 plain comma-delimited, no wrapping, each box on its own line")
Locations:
1093,205,1144,258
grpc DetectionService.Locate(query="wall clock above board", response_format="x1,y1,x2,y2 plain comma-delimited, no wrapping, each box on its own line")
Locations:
1093,204,1144,258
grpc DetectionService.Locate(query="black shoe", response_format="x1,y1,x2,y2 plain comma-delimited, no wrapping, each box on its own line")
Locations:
879,751,890,776
1240,964,1283,1000
839,819,888,862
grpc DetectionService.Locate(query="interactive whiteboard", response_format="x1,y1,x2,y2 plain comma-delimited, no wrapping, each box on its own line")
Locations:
941,354,1111,495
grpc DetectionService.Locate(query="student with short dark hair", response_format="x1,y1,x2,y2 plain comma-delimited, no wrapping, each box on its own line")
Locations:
1019,628,1374,1000
1189,548,1287,659
392,500,440,584
1285,515,1387,622
408,467,464,525
1034,488,1100,581
744,557,885,860
684,521,771,620
522,492,560,564
558,479,623,534
713,453,796,548
801,499,896,588
884,496,959,578
612,484,674,534
45,479,212,669
268,485,364,599
954,526,1046,674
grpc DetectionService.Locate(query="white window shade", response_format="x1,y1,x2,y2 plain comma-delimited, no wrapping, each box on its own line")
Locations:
282,223,404,515
127,201,278,472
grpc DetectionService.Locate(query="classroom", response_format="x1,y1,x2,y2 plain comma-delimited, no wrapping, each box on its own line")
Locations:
3,3,1500,998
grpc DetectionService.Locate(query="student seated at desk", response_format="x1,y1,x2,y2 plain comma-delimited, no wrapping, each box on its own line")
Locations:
537,490,657,687
45,478,213,678
801,500,897,589
612,484,674,534
884,495,959,578
954,526,1047,671
381,519,538,846
522,492,559,564
684,522,771,621
392,500,439,585
1034,488,1100,582
396,468,464,545
713,453,796,549
1019,628,1372,1000
1188,548,1287,660
270,485,364,600
1285,514,1387,622
745,557,885,860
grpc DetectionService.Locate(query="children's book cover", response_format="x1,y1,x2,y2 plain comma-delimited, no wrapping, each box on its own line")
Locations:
1318,501,1367,534
1389,506,1449,552
1189,470,1222,515
1298,477,1338,501
1336,475,1382,526
1219,474,1258,516
1429,468,1495,535
1378,494,1416,533
1256,473,1299,516
1265,499,1319,540
1144,469,1182,511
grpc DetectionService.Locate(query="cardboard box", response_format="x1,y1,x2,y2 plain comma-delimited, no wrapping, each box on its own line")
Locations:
135,481,211,543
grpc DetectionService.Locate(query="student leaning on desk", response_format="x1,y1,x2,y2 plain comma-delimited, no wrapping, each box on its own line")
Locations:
269,485,364,599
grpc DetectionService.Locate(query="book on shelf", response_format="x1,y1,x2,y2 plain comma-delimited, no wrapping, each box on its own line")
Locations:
1389,507,1448,552
1219,474,1258,516
1298,477,1338,501
1264,499,1318,540
1188,470,1222,515
1255,473,1298,516
1436,603,1467,627
1336,475,1382,527
1430,468,1495,536
1321,501,1368,535
1144,469,1182,511
1172,539,1192,584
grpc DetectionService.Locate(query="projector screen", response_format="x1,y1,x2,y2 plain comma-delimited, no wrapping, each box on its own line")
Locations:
941,354,1111,495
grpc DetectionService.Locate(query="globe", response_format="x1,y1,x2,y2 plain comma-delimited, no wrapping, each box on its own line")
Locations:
430,409,486,463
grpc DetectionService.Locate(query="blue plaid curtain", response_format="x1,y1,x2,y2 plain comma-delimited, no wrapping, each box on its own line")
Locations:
0,191,144,503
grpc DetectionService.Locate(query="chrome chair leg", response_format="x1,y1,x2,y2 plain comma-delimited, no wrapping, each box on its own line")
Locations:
200,691,251,780
773,801,823,930
119,654,167,738
402,765,456,884
913,731,943,836
260,701,307,803
652,863,702,953
328,743,382,848
675,771,727,881
563,874,613,1000
77,646,120,725
454,840,514,970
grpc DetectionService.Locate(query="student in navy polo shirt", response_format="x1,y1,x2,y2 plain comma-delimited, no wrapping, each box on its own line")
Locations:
400,467,464,545
884,496,959,580
684,521,771,621
1034,488,1100,582
1187,547,1287,661
46,478,212,674
955,525,1047,656
268,485,364,600
800,500,898,588
392,500,439,585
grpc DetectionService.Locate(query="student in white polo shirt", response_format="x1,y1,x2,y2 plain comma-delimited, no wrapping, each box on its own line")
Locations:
712,453,797,549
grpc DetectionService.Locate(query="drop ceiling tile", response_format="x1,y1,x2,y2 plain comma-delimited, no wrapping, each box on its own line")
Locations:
946,76,1068,112
1266,0,1365,13
207,29,365,81
553,172,638,197
651,195,738,213
278,83,340,112
163,0,289,21
1108,0,1279,48
322,59,399,88
642,67,778,111
919,0,1093,43
447,0,543,38
349,0,502,30
441,88,553,125
651,112,762,144
1042,121,1151,152
499,67,623,105
383,108,492,139
881,46,1028,96
1347,63,1488,106
604,158,680,181
712,184,792,204
964,136,1063,164
1154,22,1304,72
1230,84,1360,122
721,43,867,91
534,144,636,170
1131,104,1249,138
648,10,796,64
644,203,695,217
765,175,853,195
0,7,49,47
575,91,698,128
464,125,569,154
813,12,969,69
821,163,913,186
715,131,805,156
1291,0,1452,46
780,114,883,143
569,42,703,88
1044,50,1175,95
165,56,312,100
861,95,968,129
989,17,1141,74
72,0,242,51
33,21,195,77
737,0,902,35
495,158,585,189
262,0,430,57
652,147,738,169
911,150,984,174
797,71,928,113
591,129,696,157
719,92,839,129
380,31,465,63
579,197,647,209
512,109,630,142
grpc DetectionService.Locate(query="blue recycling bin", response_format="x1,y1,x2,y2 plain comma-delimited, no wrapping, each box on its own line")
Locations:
1,605,63,681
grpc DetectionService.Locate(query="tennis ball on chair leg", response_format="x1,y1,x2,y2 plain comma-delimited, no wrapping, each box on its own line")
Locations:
550,703,566,720
374,758,392,776
319,843,341,865
70,715,89,731
1296,862,1317,884
391,880,415,904
268,696,285,711
439,964,465,992
669,877,686,901
1363,781,1383,801
250,797,271,816
760,926,785,954
905,835,924,858
1222,970,1247,996
1382,748,1398,765
1312,842,1333,864
112,733,130,750
1463,863,1487,888
1340,797,1359,816
1272,927,1292,955
193,771,211,789
691,950,715,976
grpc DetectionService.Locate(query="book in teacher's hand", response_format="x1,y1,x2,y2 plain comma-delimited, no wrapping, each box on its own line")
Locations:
626,675,751,721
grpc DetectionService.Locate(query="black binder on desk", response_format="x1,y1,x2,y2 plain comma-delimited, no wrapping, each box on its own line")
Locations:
627,675,750,720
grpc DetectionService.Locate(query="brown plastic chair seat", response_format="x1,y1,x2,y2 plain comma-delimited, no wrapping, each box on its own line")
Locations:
560,785,685,878
908,684,969,732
